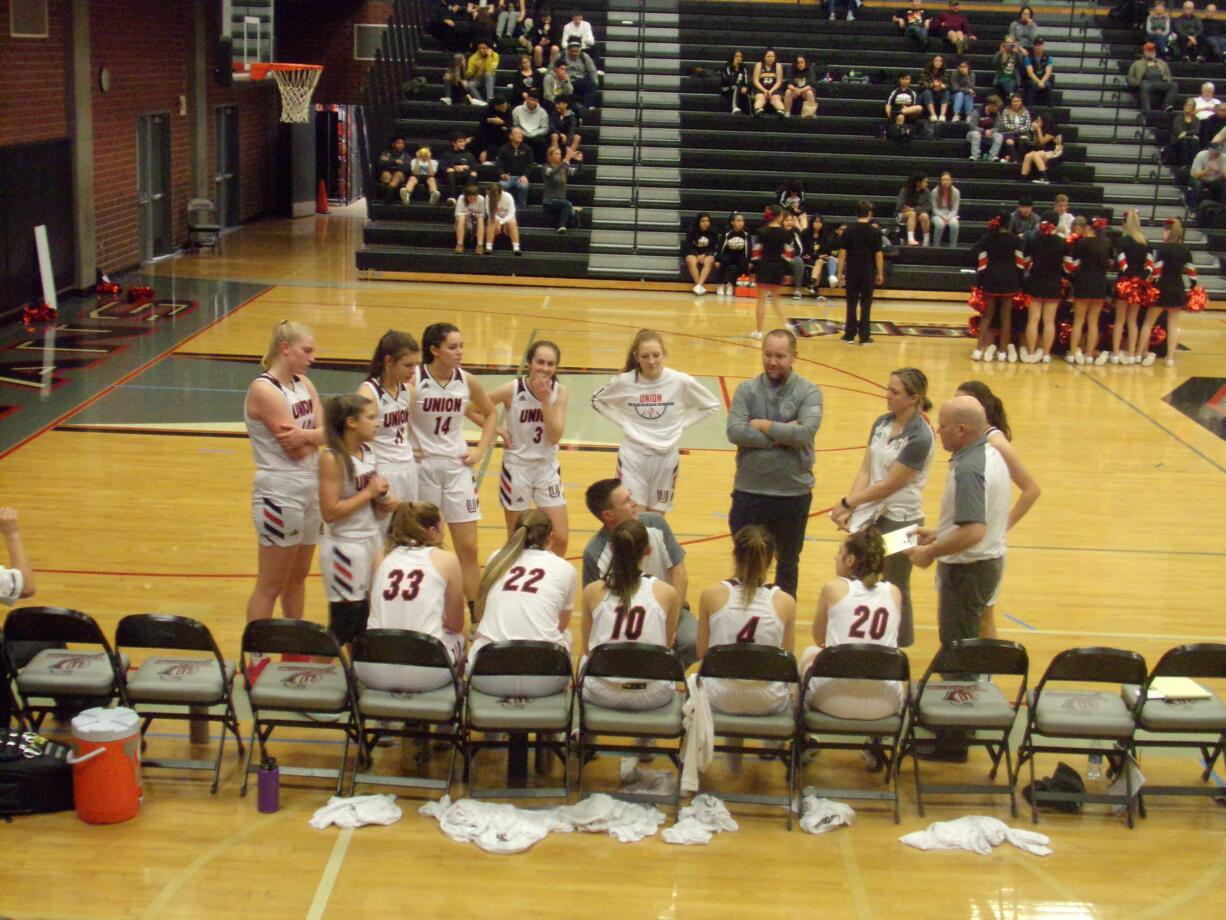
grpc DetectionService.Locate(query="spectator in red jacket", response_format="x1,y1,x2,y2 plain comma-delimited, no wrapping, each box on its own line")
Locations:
928,0,976,54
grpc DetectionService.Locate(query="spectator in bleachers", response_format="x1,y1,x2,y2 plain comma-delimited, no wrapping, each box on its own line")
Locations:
777,180,809,231
837,200,885,345
897,172,932,246
542,145,580,233
551,40,600,111
1172,0,1205,60
950,58,976,121
1009,6,1040,48
967,94,1004,160
1019,111,1062,183
543,60,574,104
465,41,500,104
1194,82,1220,118
1023,38,1054,107
1200,100,1226,142
1171,98,1204,166
893,0,930,51
927,0,976,56
753,48,787,117
803,214,839,294
1053,193,1074,235
995,93,1033,161
562,10,597,53
1188,142,1225,204
377,136,409,200
921,54,951,121
715,211,751,296
1146,2,1173,57
828,0,858,21
442,53,468,105
454,184,488,253
1128,41,1178,112
508,53,540,103
439,133,479,203
430,1,473,52
401,147,441,206
993,36,1025,99
513,92,551,160
1204,3,1226,60
484,181,522,255
472,8,497,50
931,171,961,246
1009,195,1040,242
529,10,557,68
496,126,535,209
550,94,583,162
683,212,718,295
475,95,512,163
885,72,924,132
783,54,819,118
721,51,752,115
496,0,527,41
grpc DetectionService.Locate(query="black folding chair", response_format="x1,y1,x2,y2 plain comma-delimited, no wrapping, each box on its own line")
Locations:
348,629,464,799
0,637,23,731
465,640,574,801
698,644,800,827
906,639,1029,818
238,619,364,797
1014,647,1148,827
799,644,910,824
577,642,688,807
1123,643,1226,816
114,614,244,793
4,607,128,729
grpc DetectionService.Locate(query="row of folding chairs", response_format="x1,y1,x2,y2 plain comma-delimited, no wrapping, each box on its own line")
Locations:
3,607,1225,829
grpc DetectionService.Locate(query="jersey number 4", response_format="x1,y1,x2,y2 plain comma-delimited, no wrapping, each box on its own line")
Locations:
611,604,647,640
849,605,890,641
735,616,760,643
382,568,424,601
502,565,545,593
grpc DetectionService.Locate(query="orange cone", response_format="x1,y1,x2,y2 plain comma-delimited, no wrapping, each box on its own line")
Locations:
316,179,329,214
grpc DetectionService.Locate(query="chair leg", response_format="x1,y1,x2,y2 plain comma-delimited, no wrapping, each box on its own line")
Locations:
226,701,246,758
239,722,258,796
1027,744,1039,824
1002,741,1017,818
443,726,459,799
211,717,226,794
909,731,925,817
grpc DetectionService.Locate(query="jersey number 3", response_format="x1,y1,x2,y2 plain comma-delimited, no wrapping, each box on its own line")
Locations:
382,568,424,601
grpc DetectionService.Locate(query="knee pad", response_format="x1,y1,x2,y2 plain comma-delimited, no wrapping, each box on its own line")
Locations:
328,599,370,646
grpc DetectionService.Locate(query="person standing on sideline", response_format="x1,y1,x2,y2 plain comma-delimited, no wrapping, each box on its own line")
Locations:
726,330,824,598
837,200,885,346
0,508,35,606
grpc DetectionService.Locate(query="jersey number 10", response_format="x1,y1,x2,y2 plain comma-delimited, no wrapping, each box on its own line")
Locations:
611,604,647,640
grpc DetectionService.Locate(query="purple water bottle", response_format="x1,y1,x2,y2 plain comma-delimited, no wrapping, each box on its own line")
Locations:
257,757,280,813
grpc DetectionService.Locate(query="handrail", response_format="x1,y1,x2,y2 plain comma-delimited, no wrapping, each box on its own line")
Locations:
631,0,647,256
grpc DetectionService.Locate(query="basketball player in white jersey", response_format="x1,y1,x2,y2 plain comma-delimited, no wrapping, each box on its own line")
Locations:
468,510,577,698
801,527,904,721
358,330,421,525
581,519,681,711
359,502,466,692
697,525,796,716
411,323,498,608
318,395,390,645
244,321,324,630
591,329,721,514
487,340,569,555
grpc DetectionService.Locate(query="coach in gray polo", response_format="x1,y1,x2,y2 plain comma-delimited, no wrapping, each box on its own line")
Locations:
908,395,1010,644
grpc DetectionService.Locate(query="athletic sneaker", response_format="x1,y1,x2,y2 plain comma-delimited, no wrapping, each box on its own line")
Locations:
692,284,706,295
1073,349,1085,365
792,289,802,298
1006,344,1018,363
983,344,997,362
1094,350,1109,366
1166,358,1175,367
1019,346,1030,362
556,226,566,234
859,338,874,346
399,187,410,205
971,349,983,361
1042,354,1051,363
429,190,440,205
1110,352,1120,364
841,336,856,345
749,330,764,339
1142,352,1156,366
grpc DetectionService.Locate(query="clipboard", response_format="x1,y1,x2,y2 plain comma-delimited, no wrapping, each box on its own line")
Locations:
881,525,919,557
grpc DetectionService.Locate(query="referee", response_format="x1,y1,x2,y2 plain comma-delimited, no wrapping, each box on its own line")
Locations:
837,200,885,346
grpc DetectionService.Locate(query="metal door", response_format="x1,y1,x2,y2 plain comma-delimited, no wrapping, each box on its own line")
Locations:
215,105,240,227
137,113,174,261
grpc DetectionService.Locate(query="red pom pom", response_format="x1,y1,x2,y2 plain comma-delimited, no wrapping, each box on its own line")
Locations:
127,285,155,303
1187,285,1208,312
21,302,57,329
95,281,122,296
1012,292,1030,311
1056,320,1073,347
968,314,981,336
1149,324,1167,347
968,286,987,314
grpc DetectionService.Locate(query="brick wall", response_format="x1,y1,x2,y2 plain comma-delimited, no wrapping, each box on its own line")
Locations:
278,1,392,105
0,0,69,146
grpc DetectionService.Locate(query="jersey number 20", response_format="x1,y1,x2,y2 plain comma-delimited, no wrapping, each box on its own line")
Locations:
849,605,890,641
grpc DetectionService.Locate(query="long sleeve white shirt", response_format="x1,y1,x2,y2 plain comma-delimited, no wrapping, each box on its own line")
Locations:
591,367,722,454
562,20,596,49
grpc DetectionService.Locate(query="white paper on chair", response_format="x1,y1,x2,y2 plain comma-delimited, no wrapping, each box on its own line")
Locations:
881,525,919,556
1147,677,1212,701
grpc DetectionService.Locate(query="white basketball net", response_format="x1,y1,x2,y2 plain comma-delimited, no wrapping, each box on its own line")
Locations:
270,67,322,123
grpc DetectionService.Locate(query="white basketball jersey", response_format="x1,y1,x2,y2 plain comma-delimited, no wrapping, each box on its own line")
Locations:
368,545,450,637
589,575,669,649
825,578,900,649
411,364,470,459
246,373,318,474
325,443,380,540
361,378,415,465
505,377,558,466
474,548,576,645
707,580,785,649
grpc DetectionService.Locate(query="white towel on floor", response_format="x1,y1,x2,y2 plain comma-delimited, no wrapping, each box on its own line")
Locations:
799,796,856,835
557,794,667,843
680,674,714,794
662,794,739,846
308,794,403,830
899,816,1052,856
619,758,676,795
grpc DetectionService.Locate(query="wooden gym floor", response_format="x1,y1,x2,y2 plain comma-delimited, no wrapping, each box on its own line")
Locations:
1,210,1224,919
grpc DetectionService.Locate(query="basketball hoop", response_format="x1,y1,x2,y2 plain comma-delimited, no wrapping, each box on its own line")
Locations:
251,63,323,123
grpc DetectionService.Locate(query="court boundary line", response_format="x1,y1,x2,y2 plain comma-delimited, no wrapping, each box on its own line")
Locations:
306,827,354,920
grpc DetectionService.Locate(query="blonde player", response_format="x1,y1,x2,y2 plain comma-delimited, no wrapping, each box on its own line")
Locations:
358,330,421,522
358,502,466,692
318,395,390,645
468,510,577,698
801,528,904,721
488,340,569,555
696,525,796,716
244,321,324,631
581,519,681,711
410,322,499,607
590,329,722,514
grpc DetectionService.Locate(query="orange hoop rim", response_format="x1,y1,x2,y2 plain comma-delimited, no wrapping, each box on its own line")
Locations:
249,62,324,81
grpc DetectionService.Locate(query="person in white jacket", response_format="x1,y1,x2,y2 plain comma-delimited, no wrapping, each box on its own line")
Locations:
930,171,961,247
591,329,722,514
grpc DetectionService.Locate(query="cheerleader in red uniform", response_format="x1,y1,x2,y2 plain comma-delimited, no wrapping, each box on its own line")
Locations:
1063,216,1113,365
1111,211,1154,366
1138,218,1196,367
970,214,1026,362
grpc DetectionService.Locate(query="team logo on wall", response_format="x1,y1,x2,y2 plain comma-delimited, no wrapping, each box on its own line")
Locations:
629,393,673,420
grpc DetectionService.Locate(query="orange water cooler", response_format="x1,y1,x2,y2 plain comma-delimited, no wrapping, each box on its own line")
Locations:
69,707,142,824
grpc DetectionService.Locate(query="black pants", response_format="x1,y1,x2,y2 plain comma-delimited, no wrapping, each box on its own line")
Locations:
844,272,875,342
718,258,749,285
728,490,813,598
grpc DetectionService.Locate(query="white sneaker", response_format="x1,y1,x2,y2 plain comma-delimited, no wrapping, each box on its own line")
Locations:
1007,344,1018,363
997,347,1008,362
971,348,983,361
399,186,409,204
692,284,702,295
1165,358,1175,367
1041,353,1051,363
1110,352,1121,364
750,330,764,339
1019,346,1030,362
1142,352,1156,366
1094,351,1109,366
983,344,997,362
428,190,440,205
1065,353,1075,364
1032,348,1044,363
1073,349,1085,365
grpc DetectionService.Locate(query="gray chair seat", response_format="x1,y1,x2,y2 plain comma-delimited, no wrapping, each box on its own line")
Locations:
1031,689,1136,738
250,662,349,711
917,680,1017,729
713,708,797,739
125,656,235,704
359,685,458,722
583,695,684,735
804,708,903,734
1122,683,1226,733
468,689,571,730
17,649,129,695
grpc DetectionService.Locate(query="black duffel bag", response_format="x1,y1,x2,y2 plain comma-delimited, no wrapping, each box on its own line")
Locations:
0,729,74,819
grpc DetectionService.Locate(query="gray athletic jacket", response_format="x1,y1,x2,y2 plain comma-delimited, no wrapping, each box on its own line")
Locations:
726,371,823,496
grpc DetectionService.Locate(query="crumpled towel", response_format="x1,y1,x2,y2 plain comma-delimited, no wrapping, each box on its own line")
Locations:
557,793,667,843
799,796,856,835
662,794,739,846
308,794,403,830
619,758,676,795
900,816,1052,856
680,673,714,793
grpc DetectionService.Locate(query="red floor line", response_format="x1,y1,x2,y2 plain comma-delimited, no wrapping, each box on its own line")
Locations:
718,375,731,411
